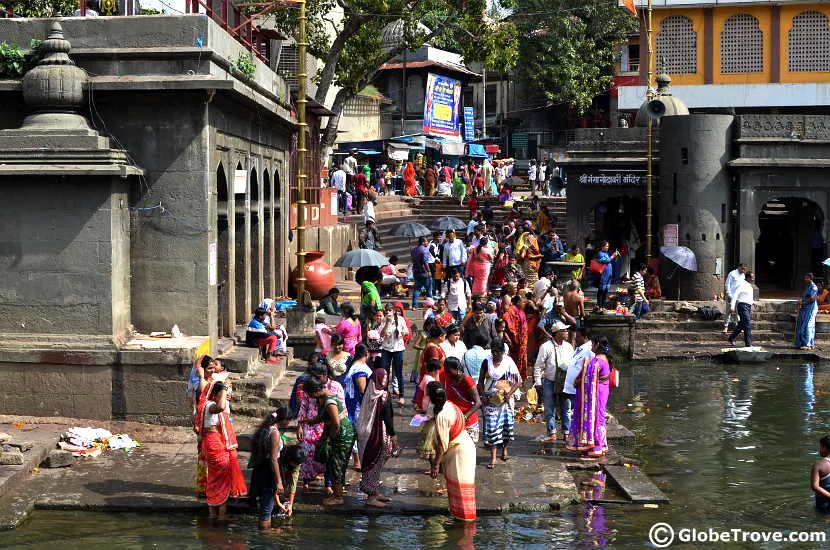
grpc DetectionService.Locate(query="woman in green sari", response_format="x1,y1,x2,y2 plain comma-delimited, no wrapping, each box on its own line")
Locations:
451,174,467,206
302,376,356,506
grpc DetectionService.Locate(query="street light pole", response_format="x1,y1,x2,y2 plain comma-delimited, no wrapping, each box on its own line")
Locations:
295,0,308,298
645,0,655,261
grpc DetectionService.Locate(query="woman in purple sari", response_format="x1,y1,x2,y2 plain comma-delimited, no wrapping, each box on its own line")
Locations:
567,336,612,459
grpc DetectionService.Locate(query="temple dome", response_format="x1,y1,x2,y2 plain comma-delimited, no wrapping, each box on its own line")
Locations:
635,73,689,127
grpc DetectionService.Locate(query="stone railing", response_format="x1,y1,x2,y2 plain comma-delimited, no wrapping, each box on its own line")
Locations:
737,114,830,140
567,127,654,145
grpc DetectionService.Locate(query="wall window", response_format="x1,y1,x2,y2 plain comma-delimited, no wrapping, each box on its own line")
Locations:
656,15,697,74
789,11,830,72
720,14,763,73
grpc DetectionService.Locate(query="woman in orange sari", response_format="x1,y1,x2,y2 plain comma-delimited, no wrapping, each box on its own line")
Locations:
427,381,477,521
516,227,543,286
403,162,417,196
502,294,529,379
197,382,247,518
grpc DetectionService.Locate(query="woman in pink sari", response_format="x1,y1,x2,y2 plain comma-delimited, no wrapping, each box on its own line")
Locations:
567,336,612,459
296,363,345,489
335,304,362,355
466,238,493,297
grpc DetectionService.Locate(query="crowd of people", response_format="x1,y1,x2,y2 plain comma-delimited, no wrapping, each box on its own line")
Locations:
330,150,568,223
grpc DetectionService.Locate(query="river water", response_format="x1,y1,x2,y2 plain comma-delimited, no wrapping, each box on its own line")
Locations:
2,361,829,549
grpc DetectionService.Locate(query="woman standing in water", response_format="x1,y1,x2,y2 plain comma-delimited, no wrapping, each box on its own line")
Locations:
796,272,819,350
567,336,613,459
249,407,291,529
427,382,477,521
198,382,247,519
357,368,399,507
301,377,356,506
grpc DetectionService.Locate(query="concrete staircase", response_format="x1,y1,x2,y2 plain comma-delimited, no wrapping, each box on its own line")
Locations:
343,194,569,263
632,299,800,360
217,334,296,425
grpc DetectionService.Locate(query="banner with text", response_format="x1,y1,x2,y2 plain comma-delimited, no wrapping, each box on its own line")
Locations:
423,73,462,141
463,106,475,141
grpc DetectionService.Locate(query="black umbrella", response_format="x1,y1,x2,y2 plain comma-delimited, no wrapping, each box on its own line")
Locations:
391,221,432,238
430,216,467,231
333,249,389,268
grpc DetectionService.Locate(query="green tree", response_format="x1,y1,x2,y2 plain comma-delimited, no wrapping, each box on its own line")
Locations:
510,0,637,112
4,1,77,17
271,0,518,150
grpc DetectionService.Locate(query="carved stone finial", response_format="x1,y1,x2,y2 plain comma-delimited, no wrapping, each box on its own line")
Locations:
22,22,88,123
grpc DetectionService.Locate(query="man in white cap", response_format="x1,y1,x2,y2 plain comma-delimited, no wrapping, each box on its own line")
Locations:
534,320,575,441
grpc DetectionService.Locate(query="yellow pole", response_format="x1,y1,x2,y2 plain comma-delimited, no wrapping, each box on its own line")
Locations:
645,0,655,260
295,0,308,297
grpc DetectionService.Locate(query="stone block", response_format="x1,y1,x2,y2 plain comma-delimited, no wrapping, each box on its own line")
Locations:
0,449,24,465
8,441,33,452
44,450,73,468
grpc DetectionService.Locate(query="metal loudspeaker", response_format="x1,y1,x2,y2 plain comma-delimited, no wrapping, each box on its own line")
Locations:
646,99,666,120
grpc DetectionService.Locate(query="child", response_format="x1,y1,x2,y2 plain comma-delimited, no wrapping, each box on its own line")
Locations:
313,316,333,355
493,318,512,354
249,407,292,529
416,359,441,414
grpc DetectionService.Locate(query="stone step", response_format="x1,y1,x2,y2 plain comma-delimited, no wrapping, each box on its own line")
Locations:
637,319,782,331
0,333,116,351
636,329,786,343
217,344,262,374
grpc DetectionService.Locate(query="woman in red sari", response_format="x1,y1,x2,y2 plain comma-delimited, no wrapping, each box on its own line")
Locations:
432,297,456,329
502,294,529,379
197,382,247,518
403,162,417,196
443,357,482,443
414,326,447,406
192,355,227,496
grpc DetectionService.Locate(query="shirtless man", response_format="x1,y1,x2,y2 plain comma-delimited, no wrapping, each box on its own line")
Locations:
811,435,830,512
563,280,585,329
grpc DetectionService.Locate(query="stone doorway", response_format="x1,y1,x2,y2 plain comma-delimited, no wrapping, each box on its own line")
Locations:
588,196,647,277
756,197,825,290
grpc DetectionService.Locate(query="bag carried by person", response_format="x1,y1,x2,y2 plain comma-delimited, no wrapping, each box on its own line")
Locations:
589,259,606,275
609,367,620,389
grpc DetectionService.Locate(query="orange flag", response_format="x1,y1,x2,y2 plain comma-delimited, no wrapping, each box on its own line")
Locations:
623,0,637,15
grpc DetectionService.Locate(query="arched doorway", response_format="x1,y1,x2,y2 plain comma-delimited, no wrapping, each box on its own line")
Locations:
263,168,272,296
216,163,230,337
234,162,247,323
587,196,647,279
756,197,825,289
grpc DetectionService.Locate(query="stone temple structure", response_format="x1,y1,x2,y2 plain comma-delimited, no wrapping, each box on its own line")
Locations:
0,15,306,424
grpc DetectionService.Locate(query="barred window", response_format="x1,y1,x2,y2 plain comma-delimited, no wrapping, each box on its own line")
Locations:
720,14,764,73
789,11,830,72
656,15,698,75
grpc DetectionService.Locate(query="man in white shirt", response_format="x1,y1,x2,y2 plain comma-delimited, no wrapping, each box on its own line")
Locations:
330,167,347,214
441,229,468,279
532,270,553,302
534,321,575,441
728,271,755,348
442,268,471,323
723,263,748,333
528,161,537,185
440,324,468,363
566,327,594,397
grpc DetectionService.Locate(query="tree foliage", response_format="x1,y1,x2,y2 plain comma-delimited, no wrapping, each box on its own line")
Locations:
3,1,77,17
269,0,518,149
510,0,637,112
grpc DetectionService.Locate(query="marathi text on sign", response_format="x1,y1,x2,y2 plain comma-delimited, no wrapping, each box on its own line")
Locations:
577,173,643,186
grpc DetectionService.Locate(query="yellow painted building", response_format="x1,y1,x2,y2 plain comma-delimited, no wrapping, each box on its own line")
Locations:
617,1,830,110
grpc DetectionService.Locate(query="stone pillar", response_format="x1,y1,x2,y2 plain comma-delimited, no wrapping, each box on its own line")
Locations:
659,114,734,300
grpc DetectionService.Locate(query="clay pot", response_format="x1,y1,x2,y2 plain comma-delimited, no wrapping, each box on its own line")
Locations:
293,250,335,299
